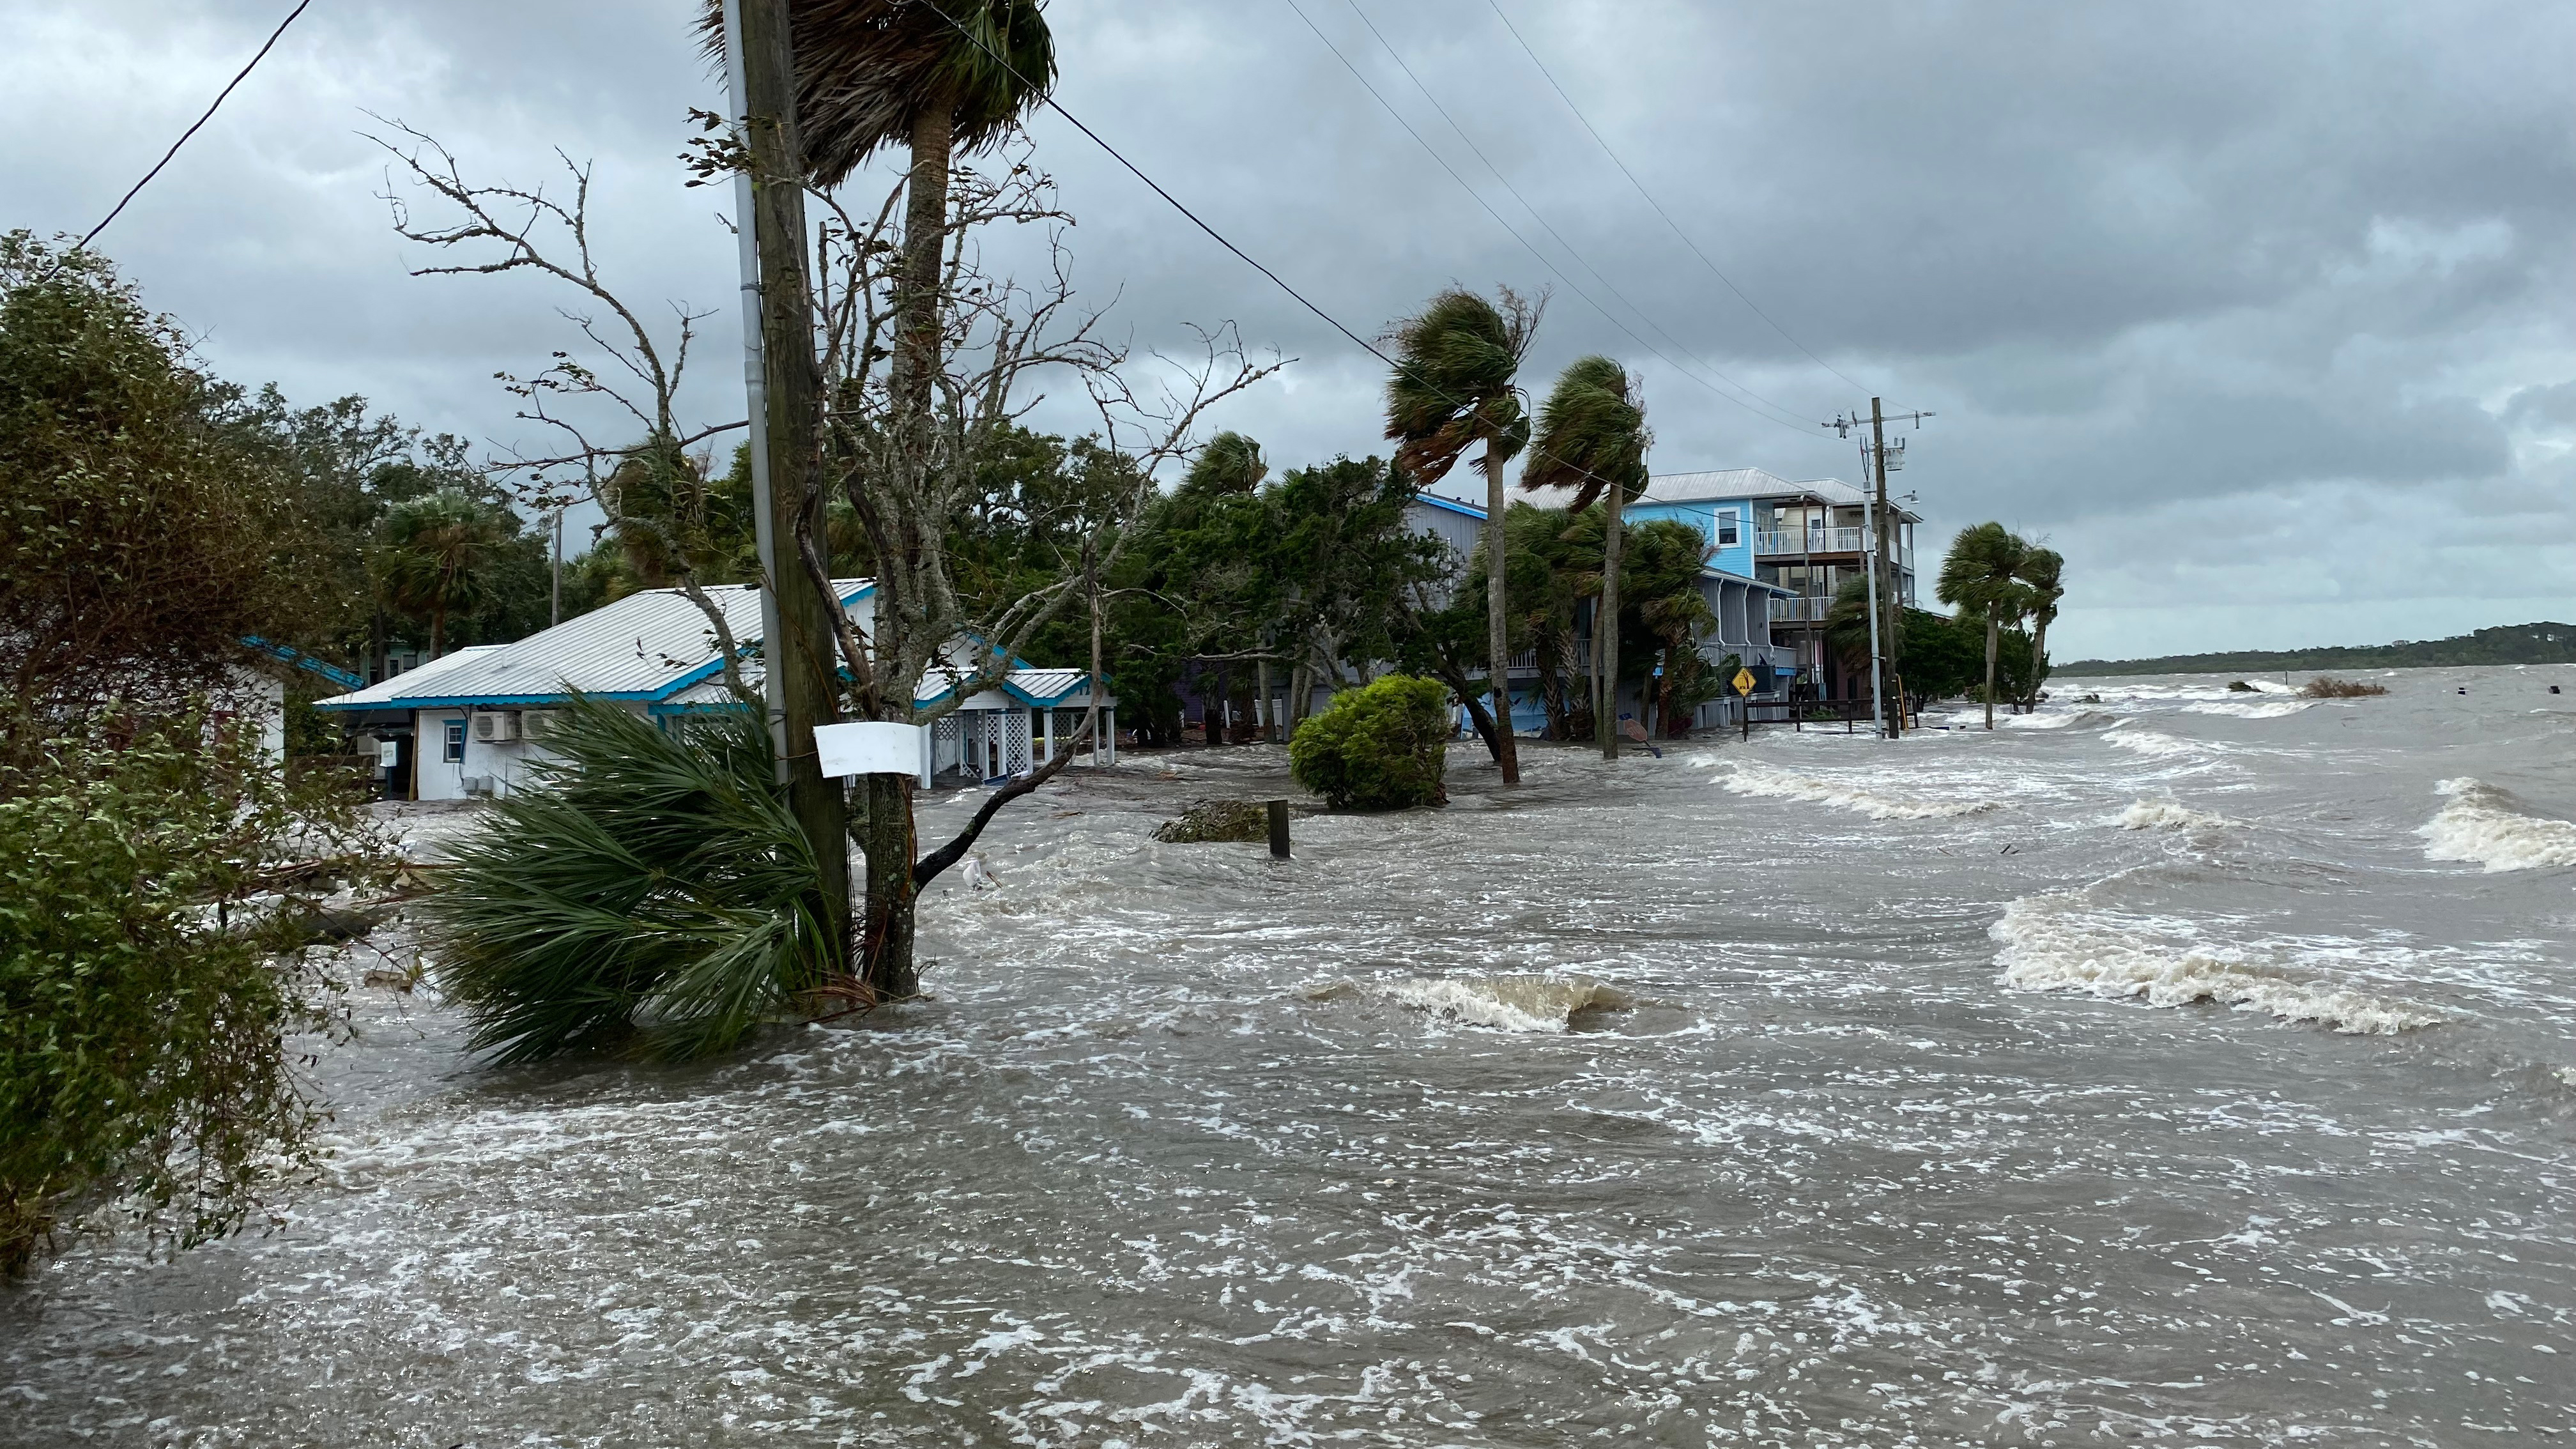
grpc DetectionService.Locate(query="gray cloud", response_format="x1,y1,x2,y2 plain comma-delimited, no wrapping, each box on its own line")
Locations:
3,0,2567,659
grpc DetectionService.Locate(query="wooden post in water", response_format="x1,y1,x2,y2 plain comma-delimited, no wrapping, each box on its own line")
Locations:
1268,799,1291,859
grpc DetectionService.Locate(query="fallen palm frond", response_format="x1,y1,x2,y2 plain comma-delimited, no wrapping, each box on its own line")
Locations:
2302,675,2389,698
421,694,843,1065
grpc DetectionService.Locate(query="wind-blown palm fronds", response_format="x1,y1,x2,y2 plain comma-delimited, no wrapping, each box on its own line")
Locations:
696,0,1056,188
422,695,837,1064
1385,286,1540,783
2014,546,2064,709
1524,354,1648,756
1936,521,2033,730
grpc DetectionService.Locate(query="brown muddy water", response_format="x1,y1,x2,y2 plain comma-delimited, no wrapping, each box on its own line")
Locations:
5,666,2575,1446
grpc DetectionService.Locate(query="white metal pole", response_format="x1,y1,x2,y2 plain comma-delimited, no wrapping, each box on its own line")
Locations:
719,0,790,778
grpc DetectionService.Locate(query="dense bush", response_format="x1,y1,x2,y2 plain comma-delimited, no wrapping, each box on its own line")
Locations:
424,695,841,1064
1287,675,1451,809
0,712,382,1274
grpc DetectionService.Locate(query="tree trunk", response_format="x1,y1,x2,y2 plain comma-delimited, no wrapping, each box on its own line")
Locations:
427,602,446,661
1482,448,1519,784
742,0,851,968
2026,618,2050,710
859,772,917,999
1257,656,1273,742
1599,485,1625,760
891,103,953,425
1984,613,2000,730
1085,558,1104,763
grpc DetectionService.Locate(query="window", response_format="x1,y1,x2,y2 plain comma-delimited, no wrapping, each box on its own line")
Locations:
1716,510,1740,548
443,719,466,763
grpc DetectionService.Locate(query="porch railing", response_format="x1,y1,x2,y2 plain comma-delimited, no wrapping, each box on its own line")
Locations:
1755,526,1866,555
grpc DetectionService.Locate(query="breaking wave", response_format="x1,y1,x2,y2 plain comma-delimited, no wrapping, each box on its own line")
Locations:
2115,798,2237,831
1305,974,1634,1033
1990,894,2443,1035
2419,778,2576,873
2104,727,2200,759
1718,762,2002,820
2184,700,2314,720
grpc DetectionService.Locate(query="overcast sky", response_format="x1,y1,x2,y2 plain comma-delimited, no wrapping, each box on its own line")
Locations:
5,0,2568,659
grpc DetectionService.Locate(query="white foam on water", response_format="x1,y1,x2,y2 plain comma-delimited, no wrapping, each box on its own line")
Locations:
2184,700,2314,720
2114,798,2237,831
1991,893,2444,1035
1717,762,2004,820
2419,778,2576,873
1305,974,1633,1034
2103,727,2200,759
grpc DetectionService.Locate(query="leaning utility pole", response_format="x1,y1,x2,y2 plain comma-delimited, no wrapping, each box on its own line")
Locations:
1829,399,1932,740
721,0,851,949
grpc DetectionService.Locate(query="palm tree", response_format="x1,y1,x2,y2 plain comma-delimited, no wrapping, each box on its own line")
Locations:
1523,355,1648,760
699,0,1056,412
1936,521,2031,730
1385,286,1540,784
378,489,505,658
2014,546,2064,711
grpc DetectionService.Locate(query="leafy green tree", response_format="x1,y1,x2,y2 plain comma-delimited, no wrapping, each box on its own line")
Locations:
378,489,512,658
0,234,317,730
1897,608,1984,701
1385,286,1540,783
1524,355,1648,758
1,709,387,1273
1936,521,2034,730
1287,674,1450,809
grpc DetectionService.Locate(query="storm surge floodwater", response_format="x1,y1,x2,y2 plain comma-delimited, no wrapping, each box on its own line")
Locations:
5,666,2574,1446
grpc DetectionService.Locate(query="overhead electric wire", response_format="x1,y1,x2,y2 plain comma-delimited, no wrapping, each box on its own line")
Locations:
1335,0,1822,433
1283,0,1821,438
64,0,314,262
1483,0,1873,398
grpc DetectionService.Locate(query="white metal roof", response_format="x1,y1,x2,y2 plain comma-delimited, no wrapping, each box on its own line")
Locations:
312,645,502,709
1644,470,1920,523
658,664,1104,713
314,581,873,709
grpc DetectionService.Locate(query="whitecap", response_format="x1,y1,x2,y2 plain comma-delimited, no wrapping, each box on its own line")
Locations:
1990,894,2443,1035
2104,728,2200,759
1305,973,1633,1033
2183,700,2313,719
2419,778,2576,873
1717,762,2002,820
2113,798,2236,831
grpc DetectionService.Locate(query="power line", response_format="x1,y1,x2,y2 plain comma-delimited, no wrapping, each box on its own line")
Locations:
1338,0,1821,433
1285,0,1821,438
66,0,314,260
1483,0,1874,398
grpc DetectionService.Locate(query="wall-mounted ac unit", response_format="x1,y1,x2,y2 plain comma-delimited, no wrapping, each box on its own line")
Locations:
472,712,519,743
519,709,561,742
462,776,495,798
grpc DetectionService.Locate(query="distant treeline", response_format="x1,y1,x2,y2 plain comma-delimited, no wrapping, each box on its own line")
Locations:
2059,622,2575,677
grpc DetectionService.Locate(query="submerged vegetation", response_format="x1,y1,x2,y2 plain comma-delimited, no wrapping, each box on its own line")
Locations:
2303,675,2390,698
422,696,845,1065
1288,675,1452,809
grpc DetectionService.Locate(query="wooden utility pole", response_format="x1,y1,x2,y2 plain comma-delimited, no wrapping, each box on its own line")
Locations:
1829,400,1933,741
723,0,850,951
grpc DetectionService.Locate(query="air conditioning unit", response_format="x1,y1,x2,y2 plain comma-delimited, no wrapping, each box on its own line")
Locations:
471,712,519,743
519,709,562,742
462,776,496,799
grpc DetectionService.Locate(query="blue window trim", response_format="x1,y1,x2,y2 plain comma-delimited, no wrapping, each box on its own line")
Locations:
441,719,467,763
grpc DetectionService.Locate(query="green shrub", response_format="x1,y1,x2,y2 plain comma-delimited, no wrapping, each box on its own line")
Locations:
0,710,382,1274
1288,675,1451,809
423,694,839,1065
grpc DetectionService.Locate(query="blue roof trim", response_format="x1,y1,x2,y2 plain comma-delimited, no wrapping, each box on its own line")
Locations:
1412,493,1485,520
241,636,365,689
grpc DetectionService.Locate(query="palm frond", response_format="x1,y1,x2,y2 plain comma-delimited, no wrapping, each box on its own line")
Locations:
1384,287,1540,482
421,694,838,1065
1524,354,1648,510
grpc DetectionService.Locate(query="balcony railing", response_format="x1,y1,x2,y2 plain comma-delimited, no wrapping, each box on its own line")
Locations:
1768,595,1828,622
1755,526,1866,555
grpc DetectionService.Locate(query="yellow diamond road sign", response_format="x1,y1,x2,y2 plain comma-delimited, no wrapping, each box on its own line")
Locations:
1733,668,1756,696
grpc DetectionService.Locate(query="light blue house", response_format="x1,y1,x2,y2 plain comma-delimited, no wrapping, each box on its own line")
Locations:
1623,468,1920,702
1395,491,1797,735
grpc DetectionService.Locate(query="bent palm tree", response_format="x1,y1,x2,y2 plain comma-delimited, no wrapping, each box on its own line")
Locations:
1524,355,1649,760
377,489,504,658
2015,546,2064,710
1936,521,2030,730
1386,286,1540,783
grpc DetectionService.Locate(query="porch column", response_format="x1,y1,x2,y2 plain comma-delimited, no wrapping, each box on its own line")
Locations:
1041,706,1055,765
917,721,933,790
1105,705,1117,765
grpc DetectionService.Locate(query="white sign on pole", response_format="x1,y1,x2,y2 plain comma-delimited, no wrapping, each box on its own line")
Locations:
814,721,928,778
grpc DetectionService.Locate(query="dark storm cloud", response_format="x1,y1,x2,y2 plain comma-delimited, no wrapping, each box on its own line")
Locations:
3,0,2566,657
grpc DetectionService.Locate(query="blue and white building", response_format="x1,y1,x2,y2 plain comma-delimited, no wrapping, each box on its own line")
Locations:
1399,491,1798,734
313,581,1110,800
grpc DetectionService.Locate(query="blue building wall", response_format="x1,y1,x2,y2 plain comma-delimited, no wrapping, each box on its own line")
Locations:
1624,498,1756,578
